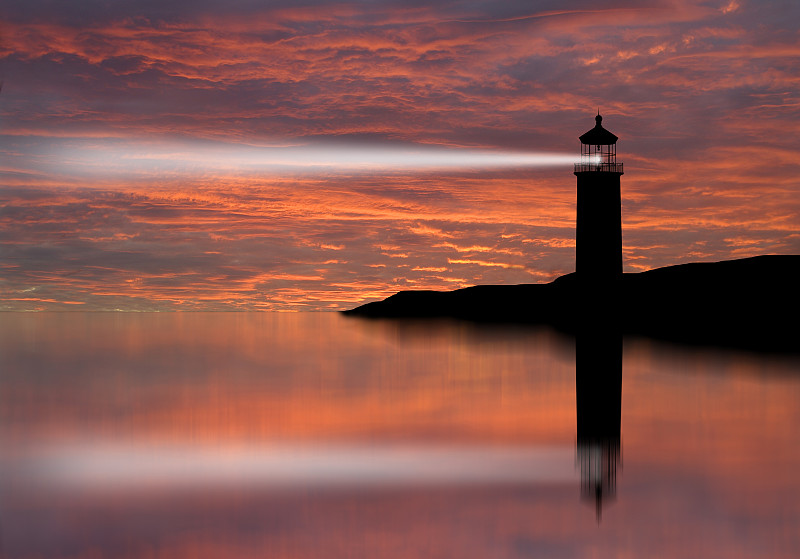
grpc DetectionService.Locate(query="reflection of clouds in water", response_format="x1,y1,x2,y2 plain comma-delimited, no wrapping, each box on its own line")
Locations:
0,315,798,557
7,442,576,490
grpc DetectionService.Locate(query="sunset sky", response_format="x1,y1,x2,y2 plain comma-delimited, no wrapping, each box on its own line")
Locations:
2,0,798,310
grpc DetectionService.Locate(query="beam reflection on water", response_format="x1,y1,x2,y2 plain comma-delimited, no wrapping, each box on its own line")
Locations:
2,443,578,491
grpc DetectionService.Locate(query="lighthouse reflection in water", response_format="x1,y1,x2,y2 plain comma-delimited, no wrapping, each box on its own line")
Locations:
575,328,622,520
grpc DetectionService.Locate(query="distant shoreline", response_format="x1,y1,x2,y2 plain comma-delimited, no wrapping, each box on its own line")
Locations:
343,255,800,354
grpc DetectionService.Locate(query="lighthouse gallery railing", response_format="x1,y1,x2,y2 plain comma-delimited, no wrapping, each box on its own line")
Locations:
574,163,624,173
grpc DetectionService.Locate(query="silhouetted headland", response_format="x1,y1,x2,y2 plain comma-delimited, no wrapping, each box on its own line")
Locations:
343,255,799,353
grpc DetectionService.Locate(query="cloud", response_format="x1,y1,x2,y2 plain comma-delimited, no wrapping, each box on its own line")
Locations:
1,0,798,309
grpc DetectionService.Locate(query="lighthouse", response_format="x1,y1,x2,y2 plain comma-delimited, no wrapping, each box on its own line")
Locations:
574,114,624,281
573,115,625,520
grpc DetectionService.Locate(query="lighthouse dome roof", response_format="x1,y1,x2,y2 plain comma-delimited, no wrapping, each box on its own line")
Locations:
579,114,618,145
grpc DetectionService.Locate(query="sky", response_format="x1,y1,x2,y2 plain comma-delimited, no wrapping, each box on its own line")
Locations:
1,0,799,311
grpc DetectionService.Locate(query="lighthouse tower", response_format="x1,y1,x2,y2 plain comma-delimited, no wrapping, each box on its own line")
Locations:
574,114,624,281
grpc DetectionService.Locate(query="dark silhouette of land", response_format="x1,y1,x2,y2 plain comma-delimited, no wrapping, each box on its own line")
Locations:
343,255,799,353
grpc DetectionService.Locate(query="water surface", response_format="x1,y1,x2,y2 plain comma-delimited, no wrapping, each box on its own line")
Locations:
1,313,798,558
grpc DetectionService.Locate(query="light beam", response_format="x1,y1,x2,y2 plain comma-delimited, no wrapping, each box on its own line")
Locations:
43,139,598,178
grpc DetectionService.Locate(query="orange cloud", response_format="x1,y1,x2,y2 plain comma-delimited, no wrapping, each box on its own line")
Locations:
1,0,798,309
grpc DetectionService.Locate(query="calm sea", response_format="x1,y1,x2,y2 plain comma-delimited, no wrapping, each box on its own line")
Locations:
1,312,798,558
